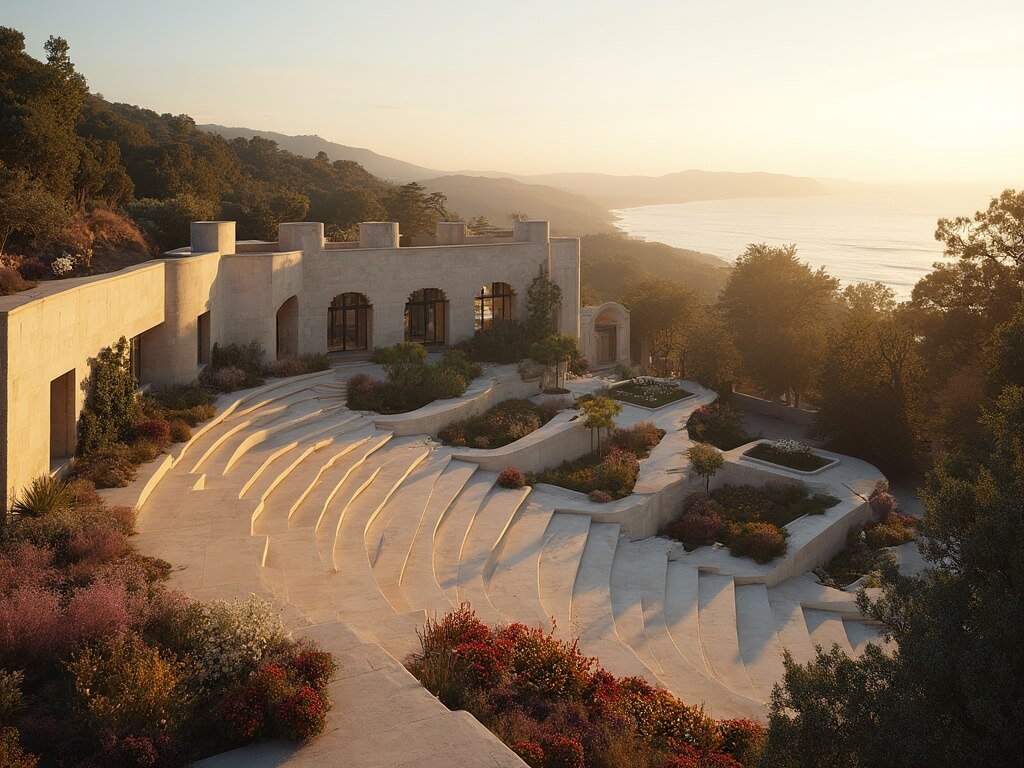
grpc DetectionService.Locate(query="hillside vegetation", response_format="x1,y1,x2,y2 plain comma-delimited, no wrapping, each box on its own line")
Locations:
580,233,728,304
419,175,616,236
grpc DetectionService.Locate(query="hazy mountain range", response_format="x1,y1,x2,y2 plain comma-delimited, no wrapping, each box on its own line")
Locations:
201,124,828,234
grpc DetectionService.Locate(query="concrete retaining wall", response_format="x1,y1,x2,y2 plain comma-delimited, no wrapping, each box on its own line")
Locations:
733,392,817,427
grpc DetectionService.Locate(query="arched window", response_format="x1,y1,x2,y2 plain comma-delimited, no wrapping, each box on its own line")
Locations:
474,282,515,331
328,293,371,351
405,288,447,345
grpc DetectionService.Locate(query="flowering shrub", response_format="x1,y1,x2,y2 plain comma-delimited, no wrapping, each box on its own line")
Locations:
67,634,193,737
191,595,285,690
588,489,613,503
168,418,192,443
71,444,137,488
498,468,526,489
725,521,788,563
666,502,723,550
439,399,555,449
135,418,171,447
407,606,761,767
287,645,338,691
744,441,830,472
611,378,693,408
274,685,328,741
868,481,898,520
50,255,74,277
864,514,916,549
210,365,248,392
263,353,330,378
18,256,47,281
1,482,335,763
567,356,590,376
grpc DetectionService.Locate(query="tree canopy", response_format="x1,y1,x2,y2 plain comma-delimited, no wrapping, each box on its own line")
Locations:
764,386,1024,767
719,244,839,405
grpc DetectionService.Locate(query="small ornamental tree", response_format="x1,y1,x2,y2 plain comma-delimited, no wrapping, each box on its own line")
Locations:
78,337,140,456
687,443,724,493
526,267,563,341
578,395,623,450
530,335,579,391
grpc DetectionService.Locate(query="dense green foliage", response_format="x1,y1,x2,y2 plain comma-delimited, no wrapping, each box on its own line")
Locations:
0,26,458,268
347,345,481,414
77,336,140,456
763,387,1024,767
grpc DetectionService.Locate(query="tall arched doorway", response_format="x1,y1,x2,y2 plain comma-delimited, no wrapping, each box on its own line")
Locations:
405,288,448,345
328,293,371,352
276,295,299,359
474,282,515,331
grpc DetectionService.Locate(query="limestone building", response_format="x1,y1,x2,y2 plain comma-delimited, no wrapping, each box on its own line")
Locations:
2,219,630,509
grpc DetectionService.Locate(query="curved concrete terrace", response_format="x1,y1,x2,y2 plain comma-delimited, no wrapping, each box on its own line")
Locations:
113,366,892,766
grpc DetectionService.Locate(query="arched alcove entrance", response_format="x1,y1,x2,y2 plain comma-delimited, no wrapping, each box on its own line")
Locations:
580,302,630,368
276,296,299,359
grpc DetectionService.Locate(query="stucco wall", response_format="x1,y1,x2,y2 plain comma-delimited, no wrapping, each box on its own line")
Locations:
0,263,166,504
0,217,581,507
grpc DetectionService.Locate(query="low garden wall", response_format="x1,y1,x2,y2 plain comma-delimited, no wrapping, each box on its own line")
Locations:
732,392,817,427
451,412,592,474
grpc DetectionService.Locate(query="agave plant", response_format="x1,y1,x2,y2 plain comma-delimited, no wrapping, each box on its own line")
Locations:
11,475,74,517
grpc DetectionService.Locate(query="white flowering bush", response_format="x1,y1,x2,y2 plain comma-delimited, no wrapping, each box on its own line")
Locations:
51,255,75,277
771,439,812,455
192,594,284,689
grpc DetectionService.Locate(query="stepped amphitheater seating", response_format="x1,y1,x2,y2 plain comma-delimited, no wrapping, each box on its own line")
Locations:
123,367,887,766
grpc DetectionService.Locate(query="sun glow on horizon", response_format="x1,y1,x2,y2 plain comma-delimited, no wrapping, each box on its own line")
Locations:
6,0,1023,186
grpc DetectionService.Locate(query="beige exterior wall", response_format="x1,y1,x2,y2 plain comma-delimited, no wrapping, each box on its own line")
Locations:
0,264,166,504
0,218,581,509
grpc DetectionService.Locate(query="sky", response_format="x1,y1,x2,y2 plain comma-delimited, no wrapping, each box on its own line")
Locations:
6,0,1023,185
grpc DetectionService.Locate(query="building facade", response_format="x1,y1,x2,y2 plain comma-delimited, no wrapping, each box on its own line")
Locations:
0,219,591,508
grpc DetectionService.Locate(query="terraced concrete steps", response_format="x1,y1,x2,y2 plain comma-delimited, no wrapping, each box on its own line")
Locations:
697,572,758,699
398,461,477,617
456,486,531,625
735,583,787,700
664,562,710,676
432,472,496,607
537,513,592,635
803,608,857,657
610,538,674,675
252,429,384,536
486,501,556,629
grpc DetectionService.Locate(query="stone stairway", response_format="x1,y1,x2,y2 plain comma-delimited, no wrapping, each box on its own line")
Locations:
127,372,890,766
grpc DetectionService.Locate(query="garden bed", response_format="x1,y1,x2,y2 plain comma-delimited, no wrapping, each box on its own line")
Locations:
610,377,693,408
665,481,841,563
815,483,917,588
525,421,664,501
347,344,481,415
685,399,751,450
438,399,559,449
0,476,337,766
405,606,765,768
743,440,835,473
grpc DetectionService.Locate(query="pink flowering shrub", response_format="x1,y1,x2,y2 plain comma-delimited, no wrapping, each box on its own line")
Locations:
407,605,764,767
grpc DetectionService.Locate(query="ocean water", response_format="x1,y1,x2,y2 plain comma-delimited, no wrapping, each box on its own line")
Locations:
613,189,995,299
